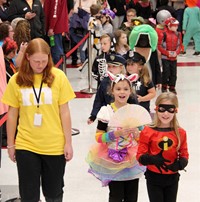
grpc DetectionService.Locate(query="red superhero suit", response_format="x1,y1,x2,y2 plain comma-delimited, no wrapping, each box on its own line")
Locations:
136,126,189,174
157,28,182,61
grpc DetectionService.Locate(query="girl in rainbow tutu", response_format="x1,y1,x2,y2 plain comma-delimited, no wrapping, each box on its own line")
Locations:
86,72,151,202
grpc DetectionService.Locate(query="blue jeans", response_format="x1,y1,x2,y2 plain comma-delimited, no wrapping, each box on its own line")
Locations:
51,33,64,68
69,27,86,63
175,9,184,32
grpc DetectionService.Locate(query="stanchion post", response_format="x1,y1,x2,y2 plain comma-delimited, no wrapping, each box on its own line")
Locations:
61,55,67,75
80,31,96,94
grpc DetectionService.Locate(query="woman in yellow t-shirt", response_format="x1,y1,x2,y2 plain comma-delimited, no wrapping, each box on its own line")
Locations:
2,38,75,202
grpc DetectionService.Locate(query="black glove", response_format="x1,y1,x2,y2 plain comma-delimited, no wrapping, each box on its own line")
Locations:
139,151,171,173
89,115,96,122
166,157,188,172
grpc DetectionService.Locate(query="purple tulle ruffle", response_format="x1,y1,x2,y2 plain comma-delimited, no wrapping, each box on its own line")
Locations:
108,148,127,162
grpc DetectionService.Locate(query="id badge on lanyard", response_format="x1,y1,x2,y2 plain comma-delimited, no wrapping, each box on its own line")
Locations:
32,81,43,126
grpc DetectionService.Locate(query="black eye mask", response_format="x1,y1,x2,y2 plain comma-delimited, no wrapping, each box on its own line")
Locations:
157,104,177,113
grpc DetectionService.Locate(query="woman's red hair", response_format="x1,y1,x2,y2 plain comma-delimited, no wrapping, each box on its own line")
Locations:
16,38,55,87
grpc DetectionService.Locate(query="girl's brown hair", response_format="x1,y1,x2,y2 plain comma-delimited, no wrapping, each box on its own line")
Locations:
139,64,151,87
0,22,11,41
13,20,31,51
114,29,130,52
151,92,181,150
16,38,55,87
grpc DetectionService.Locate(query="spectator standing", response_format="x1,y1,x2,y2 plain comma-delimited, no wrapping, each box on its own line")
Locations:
136,0,152,20
69,0,91,66
7,0,45,39
120,8,137,39
168,0,185,32
73,0,97,13
0,0,8,22
43,0,68,67
108,0,126,30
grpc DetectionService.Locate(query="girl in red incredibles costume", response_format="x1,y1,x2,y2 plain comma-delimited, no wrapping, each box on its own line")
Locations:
136,92,189,202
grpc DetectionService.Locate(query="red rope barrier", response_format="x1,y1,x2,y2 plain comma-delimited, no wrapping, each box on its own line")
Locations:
55,32,89,68
0,113,8,127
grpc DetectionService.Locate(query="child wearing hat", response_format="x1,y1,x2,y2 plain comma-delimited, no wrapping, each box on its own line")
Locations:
88,53,138,124
157,17,182,94
126,50,156,113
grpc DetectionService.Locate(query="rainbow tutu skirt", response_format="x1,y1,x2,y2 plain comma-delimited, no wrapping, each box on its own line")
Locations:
86,143,146,186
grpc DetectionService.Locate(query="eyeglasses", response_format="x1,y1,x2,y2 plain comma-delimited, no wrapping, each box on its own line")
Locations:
155,104,177,113
127,15,135,17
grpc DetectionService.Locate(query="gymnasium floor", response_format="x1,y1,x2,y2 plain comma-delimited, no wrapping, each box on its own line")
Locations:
0,45,200,201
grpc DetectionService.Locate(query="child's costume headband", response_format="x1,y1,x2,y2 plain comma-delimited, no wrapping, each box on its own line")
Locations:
108,71,138,84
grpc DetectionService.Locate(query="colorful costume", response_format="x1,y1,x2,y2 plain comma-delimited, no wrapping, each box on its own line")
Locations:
86,104,146,186
137,126,189,202
182,6,200,53
137,126,189,174
157,17,182,93
129,24,158,62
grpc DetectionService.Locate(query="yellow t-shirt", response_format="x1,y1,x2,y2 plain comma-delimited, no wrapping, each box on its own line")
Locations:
2,67,75,155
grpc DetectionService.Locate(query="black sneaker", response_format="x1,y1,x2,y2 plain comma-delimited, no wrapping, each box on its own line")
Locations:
71,60,82,67
193,52,200,56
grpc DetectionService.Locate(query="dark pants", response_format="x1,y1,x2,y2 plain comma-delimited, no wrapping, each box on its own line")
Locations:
16,150,66,202
162,59,177,87
147,180,178,202
69,27,86,63
108,179,139,202
51,33,64,69
175,9,185,33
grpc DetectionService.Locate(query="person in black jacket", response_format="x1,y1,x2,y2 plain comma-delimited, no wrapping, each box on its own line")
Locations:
108,0,126,30
7,0,45,39
0,0,8,22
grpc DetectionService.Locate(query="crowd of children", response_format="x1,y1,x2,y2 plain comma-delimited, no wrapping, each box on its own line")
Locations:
85,1,190,202
0,0,192,201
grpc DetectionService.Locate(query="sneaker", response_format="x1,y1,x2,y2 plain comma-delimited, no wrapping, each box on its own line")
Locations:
71,60,82,67
77,58,88,72
193,52,200,56
179,51,186,57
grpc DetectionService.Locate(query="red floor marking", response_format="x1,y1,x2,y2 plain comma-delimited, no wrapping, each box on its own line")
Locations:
75,92,94,98
177,62,200,67
66,64,82,68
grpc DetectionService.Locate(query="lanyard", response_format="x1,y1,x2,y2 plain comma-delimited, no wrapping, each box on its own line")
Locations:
32,81,43,108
